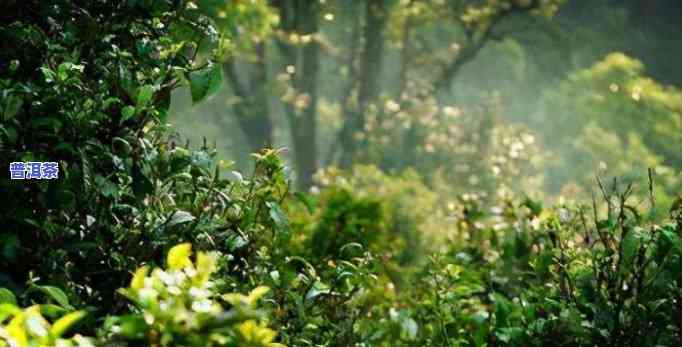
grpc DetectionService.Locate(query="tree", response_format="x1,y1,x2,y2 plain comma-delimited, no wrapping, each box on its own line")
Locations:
331,0,565,171
194,0,565,189
540,52,682,202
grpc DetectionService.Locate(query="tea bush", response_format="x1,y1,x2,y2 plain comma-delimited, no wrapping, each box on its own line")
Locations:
1,244,283,347
341,175,682,346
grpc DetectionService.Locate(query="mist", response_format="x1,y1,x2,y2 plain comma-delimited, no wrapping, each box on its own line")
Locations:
166,0,681,210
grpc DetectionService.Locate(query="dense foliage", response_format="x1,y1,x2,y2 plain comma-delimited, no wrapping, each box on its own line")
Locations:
2,0,682,347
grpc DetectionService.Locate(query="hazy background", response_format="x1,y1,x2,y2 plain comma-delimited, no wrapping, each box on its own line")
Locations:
168,0,682,207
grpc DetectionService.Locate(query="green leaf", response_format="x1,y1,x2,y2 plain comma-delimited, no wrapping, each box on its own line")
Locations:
169,147,191,174
295,192,317,214
3,94,23,121
9,60,19,72
37,286,73,310
95,175,119,198
50,310,87,338
305,281,330,301
1,125,18,143
102,97,121,110
132,161,153,201
167,210,195,228
136,84,155,107
118,314,149,338
662,228,682,252
522,196,543,217
266,201,288,229
57,62,83,80
40,67,56,83
620,228,639,272
269,270,281,286
496,327,523,343
0,288,16,305
401,317,418,340
0,234,20,262
40,304,68,318
121,105,136,122
189,63,223,104
493,293,512,325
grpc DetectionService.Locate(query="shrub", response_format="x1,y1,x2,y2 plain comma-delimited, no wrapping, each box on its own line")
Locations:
0,0,288,316
103,243,283,347
1,244,284,347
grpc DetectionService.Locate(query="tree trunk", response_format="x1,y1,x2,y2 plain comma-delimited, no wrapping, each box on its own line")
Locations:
339,0,387,168
273,0,320,189
292,0,320,189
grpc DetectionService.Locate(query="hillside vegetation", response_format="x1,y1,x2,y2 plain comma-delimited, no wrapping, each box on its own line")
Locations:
1,1,681,346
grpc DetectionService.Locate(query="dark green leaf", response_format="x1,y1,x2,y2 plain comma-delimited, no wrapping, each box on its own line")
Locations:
132,162,153,201
189,63,223,104
37,285,73,310
0,234,20,262
31,117,63,131
2,94,23,121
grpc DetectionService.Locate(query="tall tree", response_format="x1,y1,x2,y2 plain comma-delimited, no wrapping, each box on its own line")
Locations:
338,0,388,168
199,0,566,189
273,0,321,189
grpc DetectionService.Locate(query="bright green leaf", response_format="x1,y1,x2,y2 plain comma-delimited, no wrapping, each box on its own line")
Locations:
305,281,330,301
121,105,136,122
0,288,16,305
136,85,155,107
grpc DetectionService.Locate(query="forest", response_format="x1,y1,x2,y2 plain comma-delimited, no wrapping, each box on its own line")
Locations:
1,0,681,346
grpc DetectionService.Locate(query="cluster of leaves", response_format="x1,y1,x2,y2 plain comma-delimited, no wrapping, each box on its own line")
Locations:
105,243,283,347
289,164,681,346
411,190,680,346
0,0,282,312
306,165,443,266
1,244,283,347
0,287,92,347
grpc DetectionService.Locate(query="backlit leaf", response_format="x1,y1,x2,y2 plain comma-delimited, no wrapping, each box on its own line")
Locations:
167,243,192,270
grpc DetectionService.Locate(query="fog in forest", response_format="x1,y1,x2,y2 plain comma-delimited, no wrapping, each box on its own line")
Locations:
169,0,682,208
